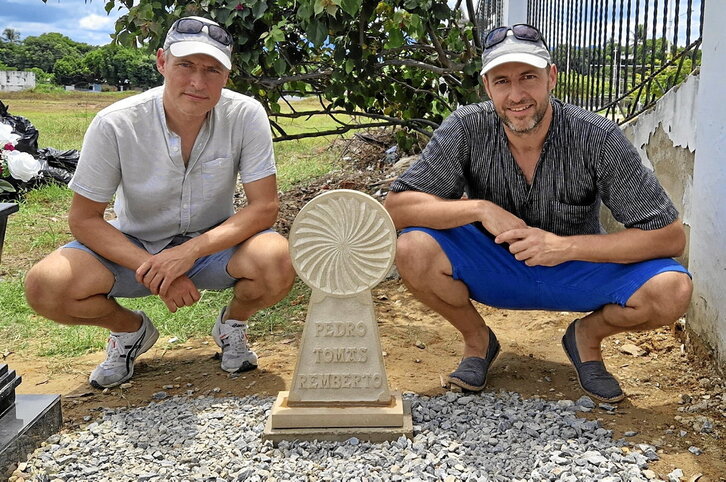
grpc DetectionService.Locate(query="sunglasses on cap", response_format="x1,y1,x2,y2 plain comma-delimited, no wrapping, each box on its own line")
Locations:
484,24,547,49
173,18,233,46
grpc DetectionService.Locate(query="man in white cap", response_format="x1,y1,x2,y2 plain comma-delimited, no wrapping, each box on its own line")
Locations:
25,16,295,388
385,24,692,402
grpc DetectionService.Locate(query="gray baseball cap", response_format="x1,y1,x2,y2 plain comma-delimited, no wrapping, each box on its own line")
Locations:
480,30,551,76
163,16,233,70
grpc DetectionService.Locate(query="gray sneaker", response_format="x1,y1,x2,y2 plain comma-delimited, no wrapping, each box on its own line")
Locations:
211,307,258,373
89,311,159,389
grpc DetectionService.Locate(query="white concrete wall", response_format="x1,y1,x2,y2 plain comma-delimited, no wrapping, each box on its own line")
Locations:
0,71,36,92
614,74,697,268
689,0,726,369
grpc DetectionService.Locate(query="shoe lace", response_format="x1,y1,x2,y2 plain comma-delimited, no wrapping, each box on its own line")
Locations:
99,336,129,369
221,323,251,356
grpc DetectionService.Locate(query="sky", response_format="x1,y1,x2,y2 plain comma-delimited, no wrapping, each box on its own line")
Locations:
0,0,702,48
0,0,129,46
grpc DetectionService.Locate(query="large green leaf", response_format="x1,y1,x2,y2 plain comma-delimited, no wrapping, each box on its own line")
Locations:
251,1,269,19
0,180,16,193
384,29,404,49
339,0,360,17
306,20,328,47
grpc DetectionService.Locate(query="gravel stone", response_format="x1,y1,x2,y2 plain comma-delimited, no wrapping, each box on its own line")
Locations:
667,468,684,481
575,395,596,409
21,392,676,480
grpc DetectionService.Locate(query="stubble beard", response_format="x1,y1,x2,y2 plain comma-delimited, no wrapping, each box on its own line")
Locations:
500,94,551,135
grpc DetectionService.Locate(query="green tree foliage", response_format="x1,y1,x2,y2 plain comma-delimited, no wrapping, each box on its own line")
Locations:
84,0,487,140
54,54,91,85
0,39,20,68
13,33,94,72
82,44,160,88
1,26,159,89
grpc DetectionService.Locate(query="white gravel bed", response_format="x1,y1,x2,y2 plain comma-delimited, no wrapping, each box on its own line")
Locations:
20,391,675,481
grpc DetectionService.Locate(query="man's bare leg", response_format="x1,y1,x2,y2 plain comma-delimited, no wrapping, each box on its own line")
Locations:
575,271,693,361
25,247,158,388
224,232,295,321
24,248,142,332
394,230,491,359
211,232,294,373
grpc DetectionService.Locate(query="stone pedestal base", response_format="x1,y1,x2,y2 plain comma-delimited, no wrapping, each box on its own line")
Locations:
263,391,413,445
0,394,62,478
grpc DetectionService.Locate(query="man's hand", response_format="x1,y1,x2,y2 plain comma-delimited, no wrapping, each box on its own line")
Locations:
495,227,573,266
159,275,201,313
480,203,527,237
135,245,196,296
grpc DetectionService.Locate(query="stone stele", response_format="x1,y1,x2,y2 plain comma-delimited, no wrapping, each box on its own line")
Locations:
264,190,412,443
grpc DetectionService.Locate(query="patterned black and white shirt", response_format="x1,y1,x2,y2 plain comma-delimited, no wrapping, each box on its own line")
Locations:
390,98,678,236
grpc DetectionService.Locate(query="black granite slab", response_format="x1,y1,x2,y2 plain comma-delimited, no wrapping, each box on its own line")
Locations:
0,369,17,392
0,203,19,264
0,373,21,419
0,394,62,478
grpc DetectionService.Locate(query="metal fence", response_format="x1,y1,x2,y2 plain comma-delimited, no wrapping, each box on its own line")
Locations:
477,0,704,124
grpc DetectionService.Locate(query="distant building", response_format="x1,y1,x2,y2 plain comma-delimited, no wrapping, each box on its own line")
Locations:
64,83,103,92
0,71,36,92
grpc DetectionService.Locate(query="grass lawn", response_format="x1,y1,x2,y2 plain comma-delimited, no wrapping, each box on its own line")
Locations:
0,90,354,357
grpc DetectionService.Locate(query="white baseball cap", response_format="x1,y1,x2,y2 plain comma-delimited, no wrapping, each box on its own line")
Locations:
480,29,551,76
163,16,233,70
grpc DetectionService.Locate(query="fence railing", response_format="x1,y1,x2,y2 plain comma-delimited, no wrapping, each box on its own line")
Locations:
529,0,704,123
477,0,704,124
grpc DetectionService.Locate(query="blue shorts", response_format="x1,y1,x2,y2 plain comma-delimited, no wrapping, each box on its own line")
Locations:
404,224,690,312
63,234,241,298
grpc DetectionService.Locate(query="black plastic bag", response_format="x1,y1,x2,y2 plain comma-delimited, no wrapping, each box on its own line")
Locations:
0,100,39,156
38,147,79,185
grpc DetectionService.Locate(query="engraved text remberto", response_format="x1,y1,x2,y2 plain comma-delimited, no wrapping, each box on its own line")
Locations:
296,373,383,389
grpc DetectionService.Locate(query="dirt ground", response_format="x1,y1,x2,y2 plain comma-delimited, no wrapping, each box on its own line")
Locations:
9,133,726,481
14,286,726,480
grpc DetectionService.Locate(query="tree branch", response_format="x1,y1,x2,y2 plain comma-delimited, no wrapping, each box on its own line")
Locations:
378,59,464,75
272,109,439,129
426,22,454,69
466,0,481,49
380,74,453,112
383,44,439,55
238,69,333,89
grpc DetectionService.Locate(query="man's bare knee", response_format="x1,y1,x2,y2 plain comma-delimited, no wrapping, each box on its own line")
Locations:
24,262,56,315
625,271,693,327
231,238,295,307
263,248,295,302
395,231,450,286
655,272,693,321
24,249,114,320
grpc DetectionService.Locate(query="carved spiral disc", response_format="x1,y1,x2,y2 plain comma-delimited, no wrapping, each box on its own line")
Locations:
289,190,397,296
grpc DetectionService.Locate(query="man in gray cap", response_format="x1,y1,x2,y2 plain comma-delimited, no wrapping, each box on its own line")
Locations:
25,16,295,388
385,24,691,402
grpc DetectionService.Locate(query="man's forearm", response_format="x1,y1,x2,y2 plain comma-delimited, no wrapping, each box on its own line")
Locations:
385,191,488,230
567,221,686,264
70,217,151,270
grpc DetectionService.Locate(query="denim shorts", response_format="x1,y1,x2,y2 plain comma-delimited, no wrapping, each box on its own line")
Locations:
63,234,240,298
403,224,690,312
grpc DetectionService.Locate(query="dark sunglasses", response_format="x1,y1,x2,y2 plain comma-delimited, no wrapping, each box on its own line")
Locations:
174,18,232,46
484,24,547,49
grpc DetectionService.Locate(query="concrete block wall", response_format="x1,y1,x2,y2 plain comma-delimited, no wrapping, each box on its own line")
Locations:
0,71,36,92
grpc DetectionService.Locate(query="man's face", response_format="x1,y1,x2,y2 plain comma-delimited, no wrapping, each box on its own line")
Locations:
156,49,229,121
483,62,557,135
